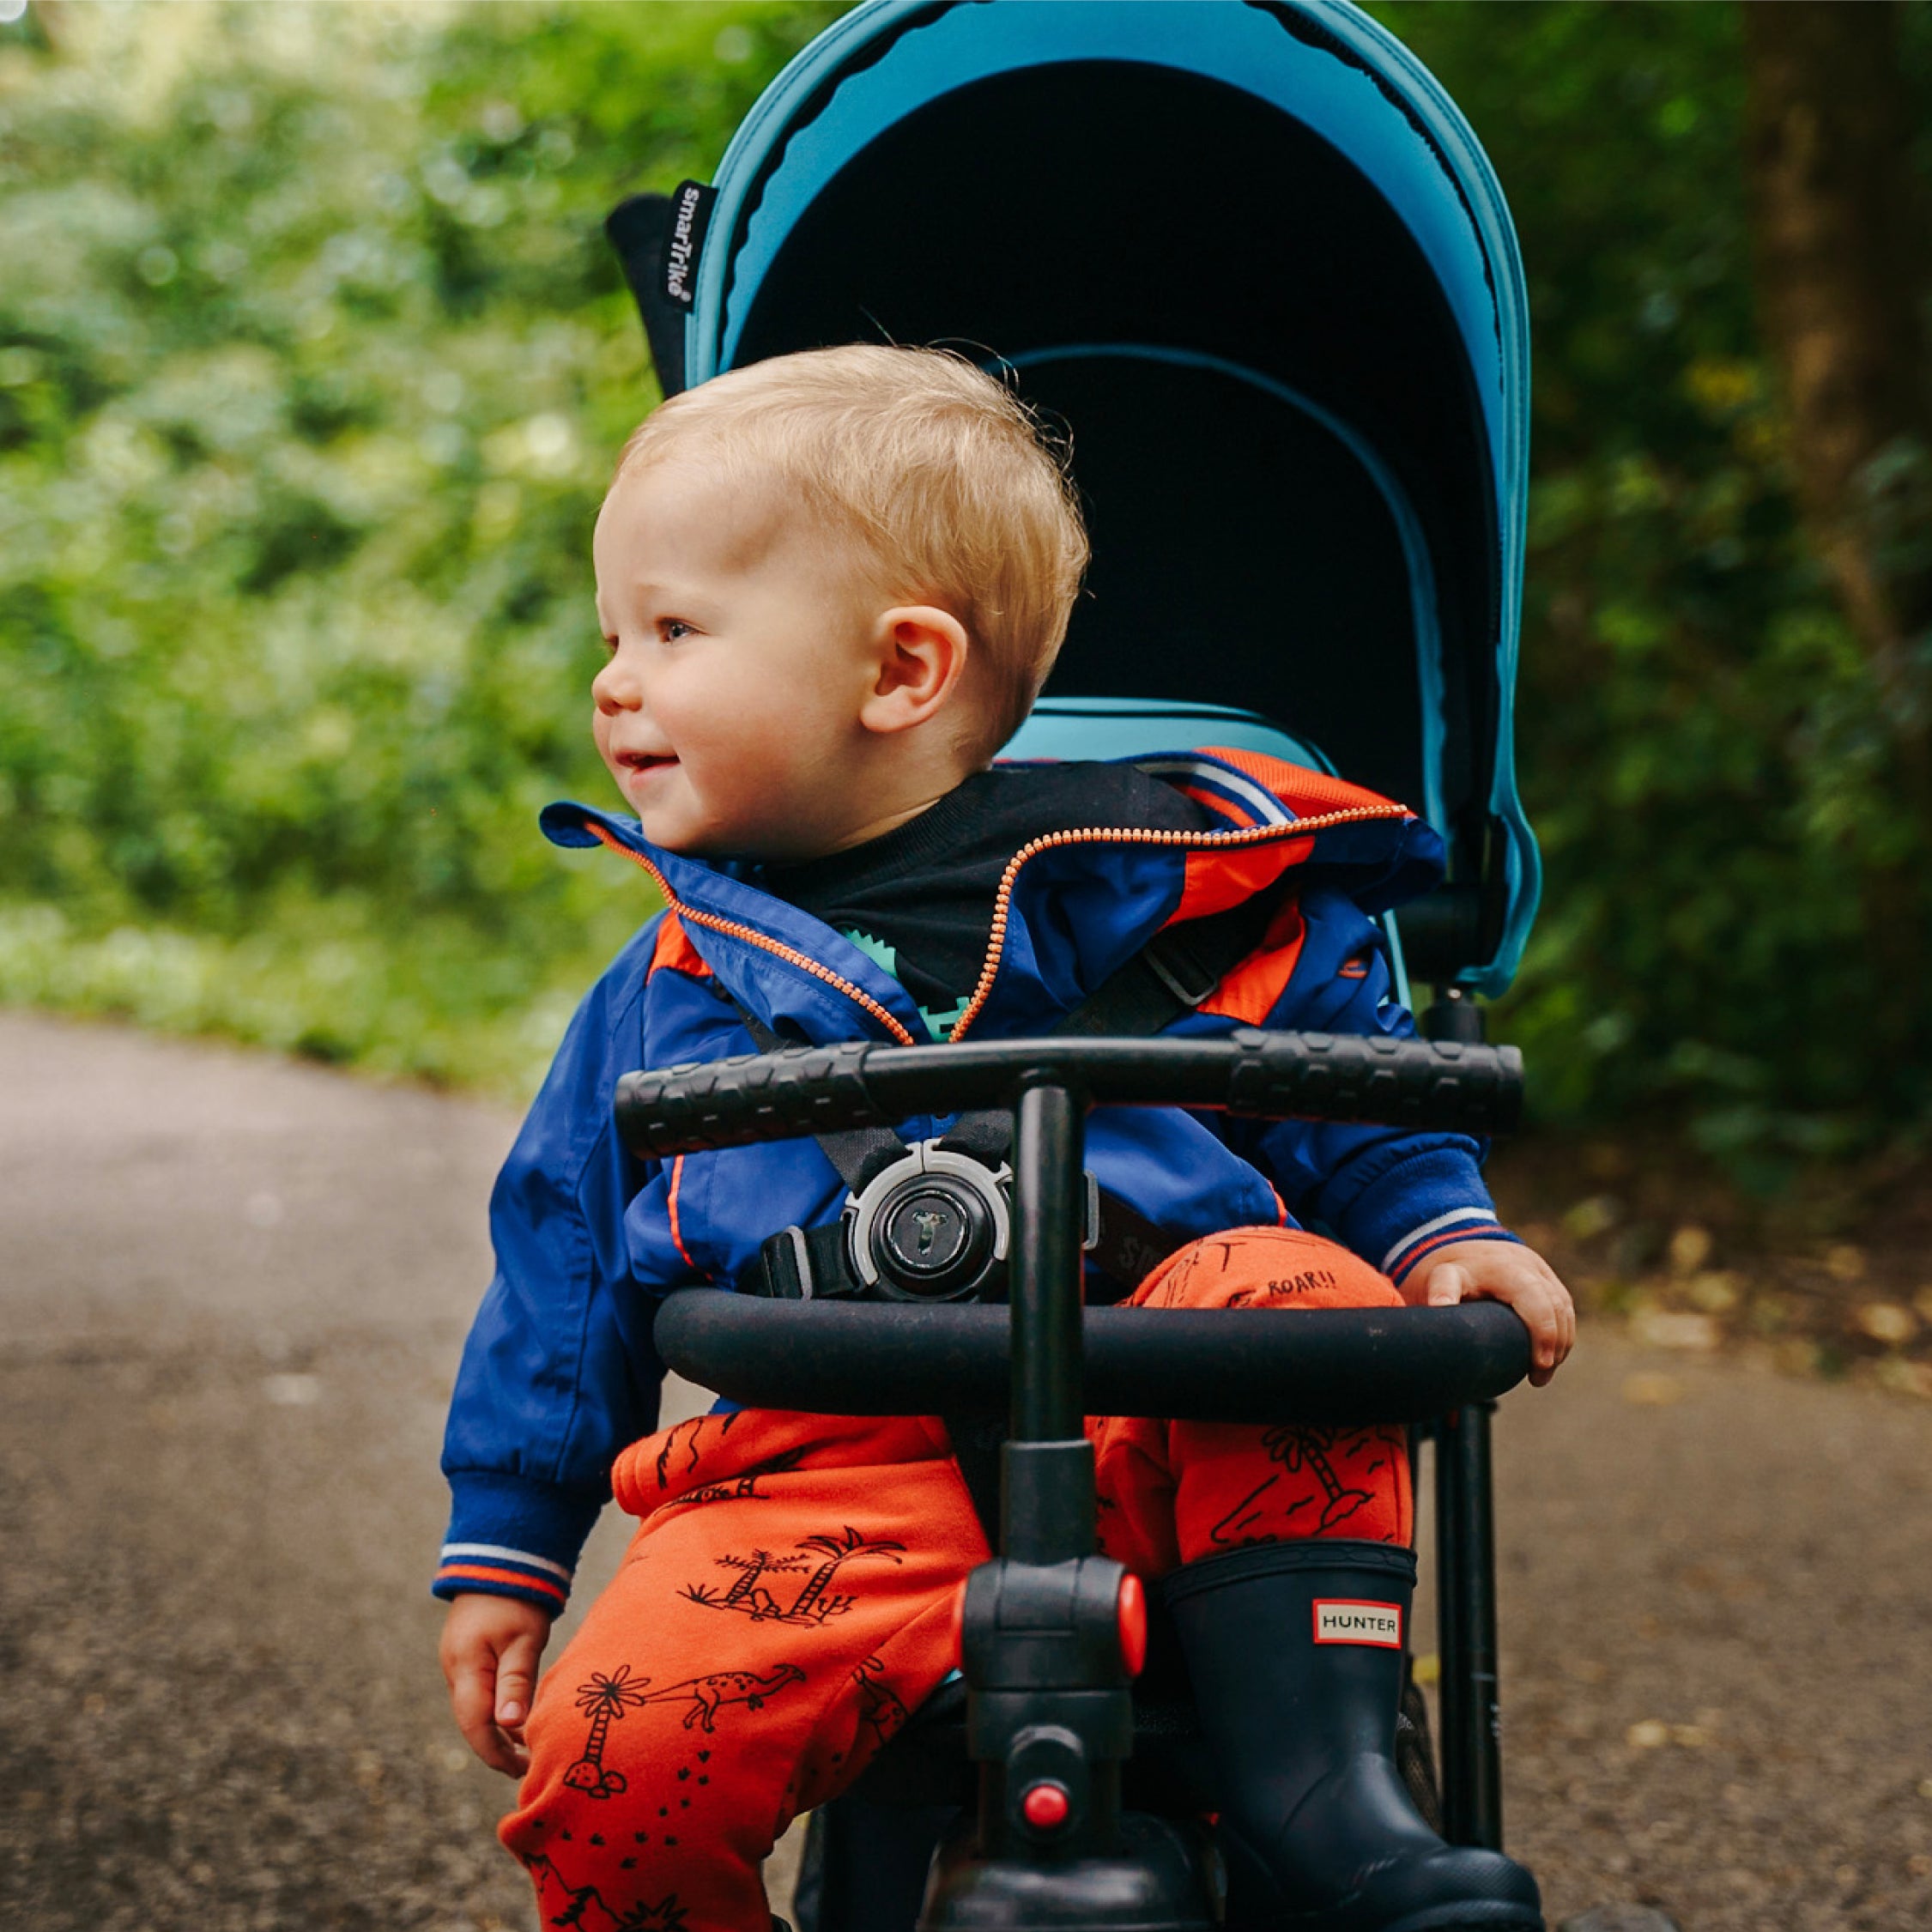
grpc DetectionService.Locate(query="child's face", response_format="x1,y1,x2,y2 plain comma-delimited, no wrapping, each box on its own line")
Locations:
591,461,885,858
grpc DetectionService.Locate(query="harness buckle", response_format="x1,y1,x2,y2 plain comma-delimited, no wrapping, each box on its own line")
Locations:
844,1138,1012,1303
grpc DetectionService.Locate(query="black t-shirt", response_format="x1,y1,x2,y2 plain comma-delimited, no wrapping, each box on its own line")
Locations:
760,762,1214,1038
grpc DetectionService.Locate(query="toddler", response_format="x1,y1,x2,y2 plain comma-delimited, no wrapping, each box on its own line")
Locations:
437,345,1571,1932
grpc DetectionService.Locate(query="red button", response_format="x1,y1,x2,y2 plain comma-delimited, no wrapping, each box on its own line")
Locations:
1021,1781,1071,1830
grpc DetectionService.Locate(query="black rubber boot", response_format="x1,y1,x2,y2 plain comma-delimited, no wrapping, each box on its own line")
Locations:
1165,1541,1542,1932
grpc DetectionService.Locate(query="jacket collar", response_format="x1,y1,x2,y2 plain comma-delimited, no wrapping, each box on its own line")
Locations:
542,750,1438,1047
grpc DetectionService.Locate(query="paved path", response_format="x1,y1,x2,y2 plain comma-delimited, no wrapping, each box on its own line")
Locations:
3,1012,1929,1930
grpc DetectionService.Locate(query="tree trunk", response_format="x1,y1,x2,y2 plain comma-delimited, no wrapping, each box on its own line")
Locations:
1743,0,1932,678
1742,0,1932,1073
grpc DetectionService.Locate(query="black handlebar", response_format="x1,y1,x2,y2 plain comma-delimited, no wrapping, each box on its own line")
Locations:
653,1293,1532,1425
615,1028,1522,1160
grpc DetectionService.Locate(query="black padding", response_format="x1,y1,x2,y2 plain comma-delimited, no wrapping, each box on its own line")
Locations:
1026,353,1426,814
604,193,688,396
652,1295,1531,1424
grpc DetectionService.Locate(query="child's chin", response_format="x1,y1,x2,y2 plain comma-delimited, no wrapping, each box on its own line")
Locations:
641,816,736,859
637,802,799,861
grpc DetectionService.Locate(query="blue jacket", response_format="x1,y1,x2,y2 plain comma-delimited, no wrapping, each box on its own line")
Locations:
434,750,1518,1614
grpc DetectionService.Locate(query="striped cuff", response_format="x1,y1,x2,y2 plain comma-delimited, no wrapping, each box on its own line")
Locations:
433,1541,572,1614
1383,1209,1523,1287
434,1469,603,1617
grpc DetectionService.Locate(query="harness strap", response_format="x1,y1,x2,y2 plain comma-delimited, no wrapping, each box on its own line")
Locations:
733,1009,1009,1197
1055,893,1276,1038
735,889,1281,1299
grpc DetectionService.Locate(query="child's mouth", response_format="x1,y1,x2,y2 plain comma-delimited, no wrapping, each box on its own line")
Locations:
620,752,678,776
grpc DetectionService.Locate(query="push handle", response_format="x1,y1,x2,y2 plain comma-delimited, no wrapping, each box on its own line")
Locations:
615,1028,1522,1160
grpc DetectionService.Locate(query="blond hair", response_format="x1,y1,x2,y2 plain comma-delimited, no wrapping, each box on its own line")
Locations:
612,344,1089,762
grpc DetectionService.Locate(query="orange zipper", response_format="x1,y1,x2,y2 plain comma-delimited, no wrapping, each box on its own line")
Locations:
946,806,1408,1041
587,802,1408,1051
584,824,921,1047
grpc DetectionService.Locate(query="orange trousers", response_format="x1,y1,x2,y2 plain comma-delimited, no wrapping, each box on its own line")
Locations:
504,1229,1410,1932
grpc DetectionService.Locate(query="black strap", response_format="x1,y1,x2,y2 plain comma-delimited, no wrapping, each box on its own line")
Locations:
1085,1191,1184,1302
735,1009,1008,1196
747,1220,859,1301
945,1410,1008,1548
1056,892,1280,1038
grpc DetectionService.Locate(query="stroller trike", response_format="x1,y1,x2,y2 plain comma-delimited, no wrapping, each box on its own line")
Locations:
621,1033,1532,1932
603,2,1559,1924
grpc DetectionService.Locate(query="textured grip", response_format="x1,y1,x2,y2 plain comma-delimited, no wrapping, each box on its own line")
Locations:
615,1031,1523,1159
615,1042,887,1159
1224,1028,1523,1136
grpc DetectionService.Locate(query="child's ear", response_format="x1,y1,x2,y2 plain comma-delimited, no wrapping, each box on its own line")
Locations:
858,605,969,736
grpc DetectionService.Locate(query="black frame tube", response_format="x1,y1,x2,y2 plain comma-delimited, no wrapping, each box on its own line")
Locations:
1008,1081,1086,1443
1432,1419,1465,1838
1433,1404,1504,1850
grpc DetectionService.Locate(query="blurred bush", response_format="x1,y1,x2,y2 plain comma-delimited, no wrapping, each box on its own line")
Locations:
0,0,839,1093
1,2,1928,1180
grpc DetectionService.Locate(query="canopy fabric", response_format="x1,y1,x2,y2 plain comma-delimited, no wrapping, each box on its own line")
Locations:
665,0,1538,995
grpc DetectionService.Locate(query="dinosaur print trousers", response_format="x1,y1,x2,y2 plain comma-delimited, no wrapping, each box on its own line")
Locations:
502,1227,1410,1932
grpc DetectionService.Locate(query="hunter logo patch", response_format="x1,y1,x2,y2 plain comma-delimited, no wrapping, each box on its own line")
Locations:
663,179,717,308
1312,1598,1403,1647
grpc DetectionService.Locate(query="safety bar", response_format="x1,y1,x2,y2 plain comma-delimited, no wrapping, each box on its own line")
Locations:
652,1293,1531,1425
616,1029,1522,1160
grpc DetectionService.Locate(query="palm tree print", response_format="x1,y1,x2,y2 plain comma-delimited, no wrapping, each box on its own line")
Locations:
787,1527,905,1621
1262,1424,1380,1532
681,1526,905,1625
564,1664,651,1799
613,1893,690,1932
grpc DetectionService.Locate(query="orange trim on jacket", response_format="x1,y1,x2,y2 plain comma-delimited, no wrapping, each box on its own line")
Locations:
1197,899,1309,1027
588,824,918,1045
649,911,712,979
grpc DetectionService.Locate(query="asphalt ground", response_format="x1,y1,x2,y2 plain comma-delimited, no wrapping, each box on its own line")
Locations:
3,1010,1930,1930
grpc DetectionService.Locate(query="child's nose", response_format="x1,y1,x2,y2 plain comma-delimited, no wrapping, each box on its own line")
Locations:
592,645,643,713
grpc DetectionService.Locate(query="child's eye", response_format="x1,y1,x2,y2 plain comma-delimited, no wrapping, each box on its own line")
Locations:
659,619,694,643
600,633,619,656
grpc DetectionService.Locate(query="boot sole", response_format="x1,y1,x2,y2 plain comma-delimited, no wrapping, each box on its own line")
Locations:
1376,1905,1544,1932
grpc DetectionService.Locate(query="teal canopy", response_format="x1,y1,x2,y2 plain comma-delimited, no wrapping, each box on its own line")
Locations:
632,1,1538,994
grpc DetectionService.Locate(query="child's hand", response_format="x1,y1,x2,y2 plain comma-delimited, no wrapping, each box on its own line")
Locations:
439,1593,553,1777
1402,1239,1576,1387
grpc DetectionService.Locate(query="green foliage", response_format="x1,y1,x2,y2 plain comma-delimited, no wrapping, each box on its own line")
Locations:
1374,2,1932,1180
2,1,1928,1166
0,0,842,1099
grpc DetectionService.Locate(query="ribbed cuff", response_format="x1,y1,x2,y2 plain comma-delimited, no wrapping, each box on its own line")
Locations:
1332,1145,1513,1287
1384,1219,1523,1287
432,1470,604,1618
